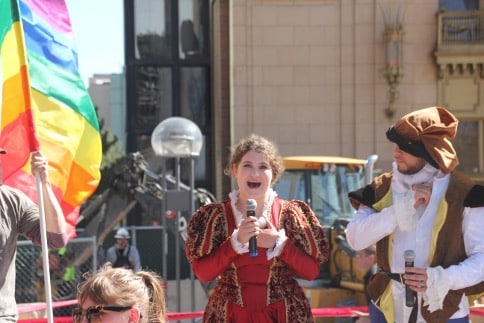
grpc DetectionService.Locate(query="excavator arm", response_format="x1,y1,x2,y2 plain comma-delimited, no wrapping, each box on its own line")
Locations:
75,152,216,270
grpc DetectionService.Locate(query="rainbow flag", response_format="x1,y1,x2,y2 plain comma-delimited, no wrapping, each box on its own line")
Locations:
0,0,102,238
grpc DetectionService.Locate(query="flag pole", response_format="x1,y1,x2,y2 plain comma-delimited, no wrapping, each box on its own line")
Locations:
35,169,54,323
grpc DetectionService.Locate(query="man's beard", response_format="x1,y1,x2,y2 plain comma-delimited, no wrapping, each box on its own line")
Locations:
398,160,427,175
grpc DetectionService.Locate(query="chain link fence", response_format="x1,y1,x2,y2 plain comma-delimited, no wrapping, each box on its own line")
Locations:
16,237,98,317
15,226,208,319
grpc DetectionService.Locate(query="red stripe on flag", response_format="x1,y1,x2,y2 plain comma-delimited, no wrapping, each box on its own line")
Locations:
19,64,39,152
0,112,31,180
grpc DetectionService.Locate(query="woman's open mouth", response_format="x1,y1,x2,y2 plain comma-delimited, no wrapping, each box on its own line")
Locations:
248,181,261,188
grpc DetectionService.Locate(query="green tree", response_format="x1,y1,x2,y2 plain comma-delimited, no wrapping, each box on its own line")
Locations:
95,108,124,194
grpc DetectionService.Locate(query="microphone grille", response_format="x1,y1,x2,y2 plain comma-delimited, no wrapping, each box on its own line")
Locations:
404,249,415,261
246,199,257,211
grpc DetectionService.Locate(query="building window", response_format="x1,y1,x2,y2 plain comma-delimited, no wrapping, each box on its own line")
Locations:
454,120,483,178
134,0,172,60
135,66,173,129
435,0,484,183
125,0,212,190
439,0,478,11
179,0,209,60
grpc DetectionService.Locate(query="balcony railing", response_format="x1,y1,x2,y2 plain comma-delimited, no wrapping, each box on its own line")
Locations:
437,10,484,47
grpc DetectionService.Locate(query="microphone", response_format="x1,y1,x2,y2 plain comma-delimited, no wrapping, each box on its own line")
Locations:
246,199,258,257
404,249,416,307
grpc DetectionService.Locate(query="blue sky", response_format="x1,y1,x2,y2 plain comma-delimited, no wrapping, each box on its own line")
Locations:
65,0,124,86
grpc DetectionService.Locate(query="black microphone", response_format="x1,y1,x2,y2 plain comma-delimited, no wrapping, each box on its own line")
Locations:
404,249,416,307
246,199,258,257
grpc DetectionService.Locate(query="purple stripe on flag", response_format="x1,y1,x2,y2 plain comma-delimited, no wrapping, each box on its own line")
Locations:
21,0,73,37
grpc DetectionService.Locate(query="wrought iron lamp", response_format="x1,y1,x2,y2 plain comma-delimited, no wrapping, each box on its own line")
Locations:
381,21,404,118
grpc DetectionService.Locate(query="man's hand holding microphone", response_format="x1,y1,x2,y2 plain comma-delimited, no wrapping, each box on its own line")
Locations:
402,183,431,295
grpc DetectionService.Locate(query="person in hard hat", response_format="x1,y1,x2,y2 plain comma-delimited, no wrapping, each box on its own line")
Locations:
105,228,142,271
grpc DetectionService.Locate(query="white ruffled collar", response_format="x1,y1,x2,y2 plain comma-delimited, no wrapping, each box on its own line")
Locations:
392,161,442,193
229,189,277,224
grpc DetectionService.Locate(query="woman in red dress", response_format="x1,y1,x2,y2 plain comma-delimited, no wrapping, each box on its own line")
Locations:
185,134,329,322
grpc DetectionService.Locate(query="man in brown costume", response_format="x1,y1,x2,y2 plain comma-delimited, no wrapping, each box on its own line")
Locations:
346,107,484,323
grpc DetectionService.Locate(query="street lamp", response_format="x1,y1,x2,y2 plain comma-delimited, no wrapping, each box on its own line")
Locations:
382,27,404,118
380,5,404,119
151,116,203,157
151,116,202,316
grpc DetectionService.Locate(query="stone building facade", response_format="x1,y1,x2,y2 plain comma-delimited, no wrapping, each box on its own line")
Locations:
125,0,484,199
226,0,483,188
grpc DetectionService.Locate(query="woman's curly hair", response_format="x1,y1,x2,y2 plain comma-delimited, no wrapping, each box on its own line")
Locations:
224,134,285,185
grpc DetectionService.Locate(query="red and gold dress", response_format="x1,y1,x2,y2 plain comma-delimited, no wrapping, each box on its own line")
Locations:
185,196,329,322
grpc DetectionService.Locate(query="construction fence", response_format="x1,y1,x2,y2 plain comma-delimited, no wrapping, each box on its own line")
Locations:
15,237,98,317
15,226,197,318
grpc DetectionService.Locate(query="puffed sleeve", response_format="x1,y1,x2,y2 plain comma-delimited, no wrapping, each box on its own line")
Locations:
277,200,329,280
185,203,239,282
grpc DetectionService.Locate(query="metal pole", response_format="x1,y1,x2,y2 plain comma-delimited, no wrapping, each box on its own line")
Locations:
162,159,168,291
35,173,54,323
190,157,196,318
175,157,181,313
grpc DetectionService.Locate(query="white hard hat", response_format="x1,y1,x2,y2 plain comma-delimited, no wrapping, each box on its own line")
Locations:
114,228,130,239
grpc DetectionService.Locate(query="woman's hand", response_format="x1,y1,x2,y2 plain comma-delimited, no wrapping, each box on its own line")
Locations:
257,220,279,248
238,217,278,248
237,216,259,244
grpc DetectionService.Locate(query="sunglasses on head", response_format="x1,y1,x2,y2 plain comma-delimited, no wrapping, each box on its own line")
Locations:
72,305,131,323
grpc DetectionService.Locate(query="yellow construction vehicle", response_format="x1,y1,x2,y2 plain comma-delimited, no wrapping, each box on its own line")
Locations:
273,155,379,323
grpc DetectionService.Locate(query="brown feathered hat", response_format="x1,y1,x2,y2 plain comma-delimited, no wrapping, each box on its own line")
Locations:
386,106,459,173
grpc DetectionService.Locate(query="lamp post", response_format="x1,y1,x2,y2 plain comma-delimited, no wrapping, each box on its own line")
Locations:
151,116,202,316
